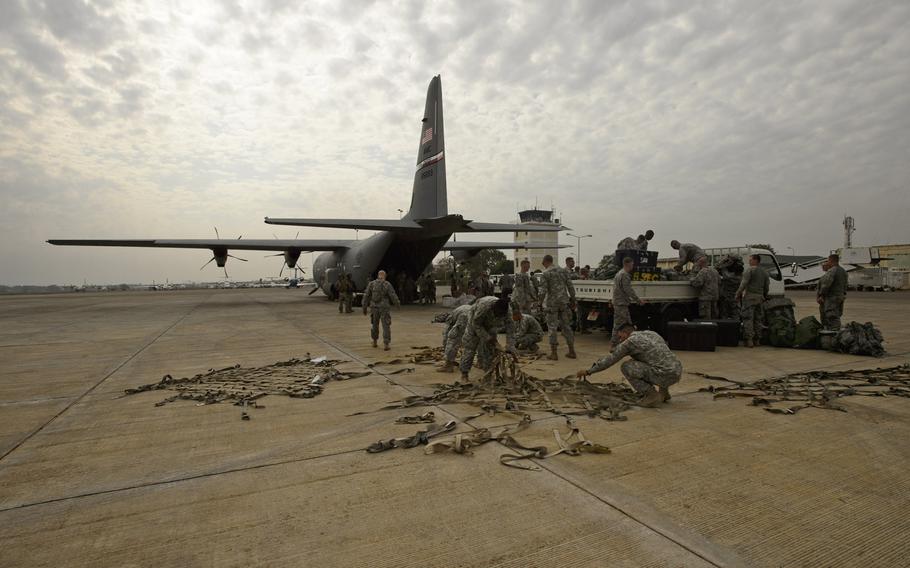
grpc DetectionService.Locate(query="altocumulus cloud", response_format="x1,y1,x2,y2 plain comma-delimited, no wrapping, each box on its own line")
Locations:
0,0,908,284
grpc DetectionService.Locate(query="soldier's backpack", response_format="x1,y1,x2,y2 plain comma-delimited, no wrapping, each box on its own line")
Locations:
831,322,886,357
794,316,822,349
762,297,796,347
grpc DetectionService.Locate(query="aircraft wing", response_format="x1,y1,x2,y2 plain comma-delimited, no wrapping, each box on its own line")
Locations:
47,239,354,251
264,218,422,231
442,241,571,251
457,222,570,232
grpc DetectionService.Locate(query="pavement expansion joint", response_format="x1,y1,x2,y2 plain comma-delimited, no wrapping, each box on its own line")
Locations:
0,293,214,464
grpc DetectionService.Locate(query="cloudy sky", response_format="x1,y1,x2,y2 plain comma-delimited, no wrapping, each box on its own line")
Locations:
1,0,908,285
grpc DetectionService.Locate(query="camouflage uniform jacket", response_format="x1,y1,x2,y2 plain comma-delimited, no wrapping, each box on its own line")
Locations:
499,273,514,291
676,243,707,268
616,237,638,250
538,266,575,309
690,266,720,301
818,266,847,299
363,279,400,310
515,313,543,338
816,269,831,296
444,304,472,338
588,330,682,377
467,296,513,344
337,277,353,294
612,270,640,306
736,266,770,297
512,272,538,305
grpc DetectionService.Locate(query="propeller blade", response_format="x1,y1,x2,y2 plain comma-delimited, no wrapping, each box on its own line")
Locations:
227,254,248,262
308,285,320,295
237,235,242,240
223,266,229,278
200,257,215,270
295,231,299,239
214,226,220,239
264,253,283,258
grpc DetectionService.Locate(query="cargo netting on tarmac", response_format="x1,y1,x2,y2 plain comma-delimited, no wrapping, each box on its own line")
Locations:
124,357,372,408
363,349,617,470
358,348,643,422
696,364,910,415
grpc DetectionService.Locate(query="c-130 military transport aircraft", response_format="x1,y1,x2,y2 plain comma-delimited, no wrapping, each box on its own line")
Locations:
49,76,566,296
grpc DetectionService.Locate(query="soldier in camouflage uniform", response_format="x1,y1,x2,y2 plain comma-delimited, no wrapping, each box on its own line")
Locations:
538,254,576,360
689,258,720,319
576,324,682,408
735,254,770,347
670,240,707,272
437,303,472,372
565,257,580,280
512,312,544,352
362,270,400,350
612,257,645,347
817,254,848,330
337,273,354,313
512,259,538,312
716,254,744,320
816,260,831,323
459,296,515,380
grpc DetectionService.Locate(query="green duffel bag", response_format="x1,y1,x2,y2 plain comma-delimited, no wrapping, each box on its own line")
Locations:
794,315,822,349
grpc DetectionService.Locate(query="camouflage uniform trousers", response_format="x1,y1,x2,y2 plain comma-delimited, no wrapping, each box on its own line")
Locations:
545,303,575,348
621,360,682,394
611,305,633,346
514,333,542,352
459,328,496,374
821,296,845,331
370,308,392,345
698,300,718,320
338,293,353,313
741,294,764,341
443,324,466,363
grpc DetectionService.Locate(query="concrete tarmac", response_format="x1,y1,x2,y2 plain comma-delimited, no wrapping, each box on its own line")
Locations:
1,289,908,567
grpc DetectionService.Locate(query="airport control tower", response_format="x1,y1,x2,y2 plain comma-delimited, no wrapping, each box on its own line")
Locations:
514,208,560,272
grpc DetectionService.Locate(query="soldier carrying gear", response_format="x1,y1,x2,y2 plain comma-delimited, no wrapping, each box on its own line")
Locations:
817,254,848,330
363,270,401,350
337,273,354,314
735,254,770,348
576,324,682,408
689,257,720,319
612,257,645,347
670,240,707,272
437,304,473,373
459,295,516,380
538,254,576,360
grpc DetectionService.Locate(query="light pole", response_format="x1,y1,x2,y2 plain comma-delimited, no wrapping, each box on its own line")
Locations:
566,233,592,266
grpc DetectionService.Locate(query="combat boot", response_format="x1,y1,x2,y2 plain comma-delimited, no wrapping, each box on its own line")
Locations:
659,386,672,402
547,346,559,361
383,343,390,351
745,339,754,348
437,361,455,373
460,372,469,381
566,345,577,359
372,339,378,348
638,388,662,408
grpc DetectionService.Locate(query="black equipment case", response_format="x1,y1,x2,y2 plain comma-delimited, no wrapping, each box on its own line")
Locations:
666,321,718,351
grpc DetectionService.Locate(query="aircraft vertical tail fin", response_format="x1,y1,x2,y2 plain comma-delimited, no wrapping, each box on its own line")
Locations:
405,75,447,220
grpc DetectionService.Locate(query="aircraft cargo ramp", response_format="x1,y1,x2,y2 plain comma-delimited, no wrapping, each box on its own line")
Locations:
1,289,908,567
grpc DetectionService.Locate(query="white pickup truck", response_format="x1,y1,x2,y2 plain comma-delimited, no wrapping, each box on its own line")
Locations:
573,247,786,335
